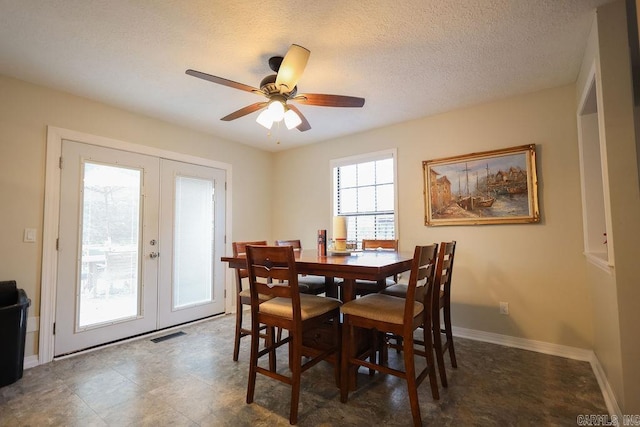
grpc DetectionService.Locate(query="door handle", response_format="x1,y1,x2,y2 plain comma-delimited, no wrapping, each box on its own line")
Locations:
149,252,159,259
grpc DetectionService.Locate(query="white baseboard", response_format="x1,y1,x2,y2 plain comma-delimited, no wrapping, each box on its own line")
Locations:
452,326,621,416
588,353,623,419
452,326,592,360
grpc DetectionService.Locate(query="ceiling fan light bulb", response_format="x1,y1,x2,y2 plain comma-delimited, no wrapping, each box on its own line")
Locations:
256,109,274,129
268,100,285,121
284,109,302,130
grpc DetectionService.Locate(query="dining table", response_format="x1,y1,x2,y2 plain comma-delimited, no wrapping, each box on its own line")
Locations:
221,248,414,303
221,248,415,390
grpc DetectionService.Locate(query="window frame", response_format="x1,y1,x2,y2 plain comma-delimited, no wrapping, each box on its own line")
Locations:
330,149,398,248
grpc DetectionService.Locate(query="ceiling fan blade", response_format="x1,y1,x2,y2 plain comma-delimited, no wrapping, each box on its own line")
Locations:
275,44,310,94
292,93,365,108
220,102,268,121
287,104,311,132
186,69,263,95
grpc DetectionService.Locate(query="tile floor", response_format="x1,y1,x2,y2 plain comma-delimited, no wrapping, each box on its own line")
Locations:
0,314,607,426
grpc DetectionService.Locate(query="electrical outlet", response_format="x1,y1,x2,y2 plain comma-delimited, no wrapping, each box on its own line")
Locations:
499,302,509,315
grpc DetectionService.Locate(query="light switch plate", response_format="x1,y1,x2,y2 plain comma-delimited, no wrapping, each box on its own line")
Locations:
24,228,36,243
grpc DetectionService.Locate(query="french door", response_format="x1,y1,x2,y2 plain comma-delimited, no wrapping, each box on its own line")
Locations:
54,140,225,355
157,159,226,328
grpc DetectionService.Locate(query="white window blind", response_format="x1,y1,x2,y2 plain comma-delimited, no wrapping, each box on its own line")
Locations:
332,150,396,249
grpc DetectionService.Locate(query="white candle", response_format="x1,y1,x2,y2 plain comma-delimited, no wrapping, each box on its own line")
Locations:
333,216,347,240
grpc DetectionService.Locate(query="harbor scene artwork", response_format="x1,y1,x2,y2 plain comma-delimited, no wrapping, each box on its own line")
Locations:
423,144,540,226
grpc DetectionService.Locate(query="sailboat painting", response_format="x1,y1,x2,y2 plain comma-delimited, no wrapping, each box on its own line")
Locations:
423,144,540,226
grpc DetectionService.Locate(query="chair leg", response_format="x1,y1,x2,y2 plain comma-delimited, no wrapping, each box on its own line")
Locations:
334,318,341,387
432,312,448,388
369,330,377,376
422,320,439,400
443,303,457,368
402,333,422,427
380,332,389,365
233,301,243,361
246,316,260,404
267,326,276,372
396,335,403,354
289,330,302,425
340,319,352,403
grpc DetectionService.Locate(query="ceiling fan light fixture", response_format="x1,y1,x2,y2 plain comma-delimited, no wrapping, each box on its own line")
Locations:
284,108,302,130
256,109,274,129
267,100,285,121
187,43,364,134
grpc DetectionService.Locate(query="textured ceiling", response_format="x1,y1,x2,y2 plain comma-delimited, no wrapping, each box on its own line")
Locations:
0,0,614,151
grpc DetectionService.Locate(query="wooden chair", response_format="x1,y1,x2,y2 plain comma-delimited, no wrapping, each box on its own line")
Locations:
354,239,400,296
245,245,341,425
340,244,440,427
275,239,326,295
382,241,458,388
432,241,458,388
232,241,272,362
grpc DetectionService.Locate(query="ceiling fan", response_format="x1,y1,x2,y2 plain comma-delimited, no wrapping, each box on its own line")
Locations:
186,44,365,132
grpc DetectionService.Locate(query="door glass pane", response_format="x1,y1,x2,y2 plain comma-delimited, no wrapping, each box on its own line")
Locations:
173,175,214,308
79,162,141,328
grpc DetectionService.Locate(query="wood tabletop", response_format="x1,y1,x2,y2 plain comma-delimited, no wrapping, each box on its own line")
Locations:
222,249,413,301
222,249,412,279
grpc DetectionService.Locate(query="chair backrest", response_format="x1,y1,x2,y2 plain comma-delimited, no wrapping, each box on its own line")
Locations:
245,245,302,320
404,244,439,323
232,241,267,292
274,239,302,252
362,239,399,251
434,241,457,303
362,239,400,283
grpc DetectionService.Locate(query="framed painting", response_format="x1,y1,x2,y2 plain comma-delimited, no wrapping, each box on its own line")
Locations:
423,144,540,226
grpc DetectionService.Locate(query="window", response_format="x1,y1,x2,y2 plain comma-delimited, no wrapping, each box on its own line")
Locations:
332,150,397,249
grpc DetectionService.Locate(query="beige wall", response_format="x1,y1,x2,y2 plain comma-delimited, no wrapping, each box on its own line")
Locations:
595,0,640,413
274,84,594,350
0,75,272,357
574,0,640,413
576,5,625,411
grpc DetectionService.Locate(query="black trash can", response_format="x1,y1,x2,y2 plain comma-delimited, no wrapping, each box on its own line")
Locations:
0,280,31,387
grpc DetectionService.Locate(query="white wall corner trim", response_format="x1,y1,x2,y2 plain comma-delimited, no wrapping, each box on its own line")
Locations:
23,355,39,370
27,316,39,333
452,326,619,417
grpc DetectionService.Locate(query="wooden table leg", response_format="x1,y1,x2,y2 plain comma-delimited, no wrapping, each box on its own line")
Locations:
341,278,355,303
325,277,338,299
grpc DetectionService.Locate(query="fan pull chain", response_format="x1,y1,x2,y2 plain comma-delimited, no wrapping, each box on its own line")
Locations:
275,121,281,145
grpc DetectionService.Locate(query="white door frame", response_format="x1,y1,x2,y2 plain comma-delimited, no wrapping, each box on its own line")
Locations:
40,126,233,364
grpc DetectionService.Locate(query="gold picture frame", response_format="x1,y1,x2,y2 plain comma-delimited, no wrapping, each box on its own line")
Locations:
423,144,540,226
